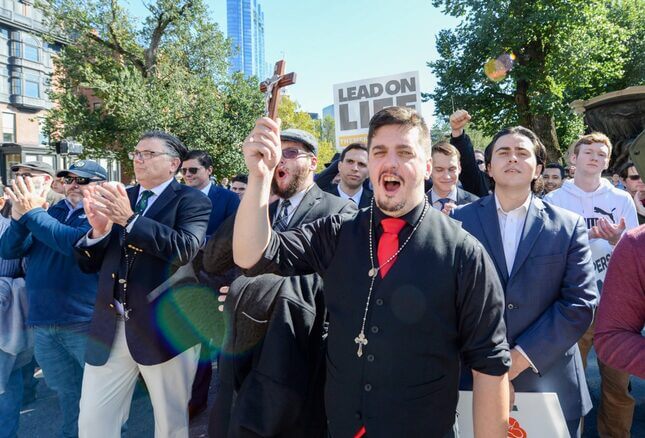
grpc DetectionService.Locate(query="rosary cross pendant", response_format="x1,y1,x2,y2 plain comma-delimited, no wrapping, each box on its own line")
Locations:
354,332,368,357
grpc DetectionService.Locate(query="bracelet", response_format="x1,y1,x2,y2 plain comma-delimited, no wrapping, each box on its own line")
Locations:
125,213,138,227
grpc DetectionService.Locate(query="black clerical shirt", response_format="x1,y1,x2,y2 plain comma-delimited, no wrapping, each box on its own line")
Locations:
245,200,510,438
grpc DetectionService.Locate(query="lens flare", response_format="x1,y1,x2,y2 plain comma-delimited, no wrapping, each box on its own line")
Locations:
484,52,515,82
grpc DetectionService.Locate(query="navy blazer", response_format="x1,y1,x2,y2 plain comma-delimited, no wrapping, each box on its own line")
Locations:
205,183,239,239
453,195,598,420
75,180,212,366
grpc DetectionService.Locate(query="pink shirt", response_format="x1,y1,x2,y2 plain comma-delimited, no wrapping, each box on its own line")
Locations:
594,225,645,378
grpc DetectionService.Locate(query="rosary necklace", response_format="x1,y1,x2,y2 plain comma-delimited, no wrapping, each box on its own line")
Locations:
354,197,430,357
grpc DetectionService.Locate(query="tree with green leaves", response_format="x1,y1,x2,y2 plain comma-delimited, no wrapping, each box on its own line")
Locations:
429,0,642,162
40,0,264,179
277,95,336,172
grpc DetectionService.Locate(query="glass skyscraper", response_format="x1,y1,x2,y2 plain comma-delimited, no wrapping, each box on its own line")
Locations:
227,0,266,79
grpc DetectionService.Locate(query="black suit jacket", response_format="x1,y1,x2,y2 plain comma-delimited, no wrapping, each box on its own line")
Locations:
327,184,373,209
75,180,211,366
207,184,355,438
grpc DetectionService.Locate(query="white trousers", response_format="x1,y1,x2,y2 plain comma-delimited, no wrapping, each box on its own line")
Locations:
78,321,200,438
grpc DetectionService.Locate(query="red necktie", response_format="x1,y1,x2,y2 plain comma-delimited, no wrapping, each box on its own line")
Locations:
377,218,406,278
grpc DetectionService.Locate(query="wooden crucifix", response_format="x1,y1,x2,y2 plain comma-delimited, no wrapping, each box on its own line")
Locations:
260,60,296,120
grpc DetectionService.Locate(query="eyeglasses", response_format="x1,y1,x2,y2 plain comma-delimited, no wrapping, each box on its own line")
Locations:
281,148,311,160
475,160,484,165
627,175,642,181
63,176,92,185
14,172,34,178
180,167,202,175
128,150,175,161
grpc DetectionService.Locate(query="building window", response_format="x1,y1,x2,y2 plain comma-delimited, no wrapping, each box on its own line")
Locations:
11,41,20,58
10,78,20,95
24,44,38,62
2,112,15,143
25,80,39,98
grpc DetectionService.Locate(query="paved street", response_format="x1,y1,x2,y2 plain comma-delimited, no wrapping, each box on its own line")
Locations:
17,351,644,437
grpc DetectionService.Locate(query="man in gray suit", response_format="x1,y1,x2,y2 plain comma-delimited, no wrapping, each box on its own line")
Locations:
453,126,598,437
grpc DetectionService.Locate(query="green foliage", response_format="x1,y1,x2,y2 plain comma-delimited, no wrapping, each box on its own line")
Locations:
40,0,264,180
428,0,640,159
277,95,335,172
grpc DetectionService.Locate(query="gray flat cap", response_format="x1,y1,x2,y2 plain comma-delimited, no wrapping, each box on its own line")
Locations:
280,129,318,156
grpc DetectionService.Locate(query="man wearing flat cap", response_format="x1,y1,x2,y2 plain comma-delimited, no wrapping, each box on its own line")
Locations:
0,160,107,438
206,127,355,437
74,131,211,438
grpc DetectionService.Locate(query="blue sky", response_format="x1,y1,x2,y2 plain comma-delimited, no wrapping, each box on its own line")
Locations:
125,0,460,123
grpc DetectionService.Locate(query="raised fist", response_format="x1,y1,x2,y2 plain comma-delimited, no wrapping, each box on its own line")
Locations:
449,109,471,136
242,117,282,180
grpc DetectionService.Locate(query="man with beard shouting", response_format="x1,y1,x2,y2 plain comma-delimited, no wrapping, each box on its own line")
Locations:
207,128,356,437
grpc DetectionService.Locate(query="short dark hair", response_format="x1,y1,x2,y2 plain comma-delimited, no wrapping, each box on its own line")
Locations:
618,162,635,179
231,174,248,184
138,131,188,161
484,126,547,193
184,150,213,169
340,142,367,161
367,107,430,156
544,163,565,179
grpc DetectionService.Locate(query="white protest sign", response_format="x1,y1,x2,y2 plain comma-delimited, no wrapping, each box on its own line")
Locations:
333,71,422,150
456,391,569,438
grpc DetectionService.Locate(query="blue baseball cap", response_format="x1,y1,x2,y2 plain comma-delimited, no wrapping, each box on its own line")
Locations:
57,160,108,181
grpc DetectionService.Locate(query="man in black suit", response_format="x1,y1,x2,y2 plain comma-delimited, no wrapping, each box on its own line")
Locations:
74,131,211,438
206,127,355,437
428,141,478,214
327,142,373,208
234,108,511,437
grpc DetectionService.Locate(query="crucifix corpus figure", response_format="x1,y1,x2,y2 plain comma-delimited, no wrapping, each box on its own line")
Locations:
260,60,296,120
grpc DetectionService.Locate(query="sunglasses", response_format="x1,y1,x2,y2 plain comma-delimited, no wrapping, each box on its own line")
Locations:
180,167,202,175
282,148,311,160
627,175,642,181
63,176,92,185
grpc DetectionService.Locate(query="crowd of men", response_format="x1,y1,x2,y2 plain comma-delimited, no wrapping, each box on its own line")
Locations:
0,106,643,438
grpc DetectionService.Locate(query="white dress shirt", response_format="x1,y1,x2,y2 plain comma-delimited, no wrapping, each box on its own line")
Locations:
430,186,458,210
337,185,363,205
199,182,212,197
494,192,539,373
275,183,315,227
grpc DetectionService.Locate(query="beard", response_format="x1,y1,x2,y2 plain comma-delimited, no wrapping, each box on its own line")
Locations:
271,166,308,199
375,196,406,213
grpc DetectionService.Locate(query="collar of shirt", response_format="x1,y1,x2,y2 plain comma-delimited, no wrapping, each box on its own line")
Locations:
137,177,174,214
374,197,427,231
278,183,315,223
200,182,212,196
494,192,532,217
430,186,458,205
337,185,363,205
63,199,84,221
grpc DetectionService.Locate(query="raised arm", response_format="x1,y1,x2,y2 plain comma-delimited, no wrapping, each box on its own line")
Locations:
449,110,490,197
233,117,282,269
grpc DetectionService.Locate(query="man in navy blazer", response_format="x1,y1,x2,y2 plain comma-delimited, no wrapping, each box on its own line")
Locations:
182,150,239,240
427,141,478,214
453,126,597,437
74,131,211,438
